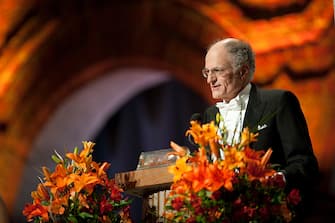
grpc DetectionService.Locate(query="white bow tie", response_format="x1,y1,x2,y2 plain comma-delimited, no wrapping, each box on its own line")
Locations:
216,99,243,111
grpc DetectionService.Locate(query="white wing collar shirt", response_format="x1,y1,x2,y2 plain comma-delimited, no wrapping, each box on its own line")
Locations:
216,83,251,146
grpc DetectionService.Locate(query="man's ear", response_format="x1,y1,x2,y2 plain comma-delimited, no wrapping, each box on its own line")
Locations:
240,64,250,78
242,64,250,76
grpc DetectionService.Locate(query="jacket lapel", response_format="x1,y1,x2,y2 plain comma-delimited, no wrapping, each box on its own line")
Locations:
243,84,267,132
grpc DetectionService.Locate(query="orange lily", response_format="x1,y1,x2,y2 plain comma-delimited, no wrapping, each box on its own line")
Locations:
49,196,67,215
240,127,259,147
186,121,220,147
170,180,191,194
189,147,208,165
43,164,69,195
223,147,246,170
261,148,272,166
68,172,100,194
78,193,90,209
31,183,50,201
42,166,51,182
244,146,265,161
245,149,276,182
22,200,49,222
184,165,207,192
168,141,189,157
182,148,214,192
185,121,204,145
23,141,132,223
204,162,235,192
91,161,110,177
66,141,95,170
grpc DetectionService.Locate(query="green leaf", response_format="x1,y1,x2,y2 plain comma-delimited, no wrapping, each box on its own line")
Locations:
51,154,62,163
73,147,78,154
67,215,78,223
78,212,94,219
40,200,50,206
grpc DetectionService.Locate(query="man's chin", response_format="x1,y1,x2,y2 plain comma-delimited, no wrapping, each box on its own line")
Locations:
211,93,222,100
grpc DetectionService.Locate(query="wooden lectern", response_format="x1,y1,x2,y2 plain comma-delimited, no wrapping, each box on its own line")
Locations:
115,165,174,222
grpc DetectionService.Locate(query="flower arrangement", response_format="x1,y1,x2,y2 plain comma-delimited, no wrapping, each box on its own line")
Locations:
23,141,132,223
163,120,301,223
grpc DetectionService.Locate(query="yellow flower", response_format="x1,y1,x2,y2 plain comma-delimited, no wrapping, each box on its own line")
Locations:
168,156,192,182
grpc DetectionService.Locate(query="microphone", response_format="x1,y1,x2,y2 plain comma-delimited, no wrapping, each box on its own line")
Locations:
190,113,202,123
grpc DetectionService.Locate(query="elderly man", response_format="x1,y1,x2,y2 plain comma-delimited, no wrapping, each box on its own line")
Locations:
199,38,319,219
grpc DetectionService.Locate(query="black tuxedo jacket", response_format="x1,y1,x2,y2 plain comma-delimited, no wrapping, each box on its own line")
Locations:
202,83,319,194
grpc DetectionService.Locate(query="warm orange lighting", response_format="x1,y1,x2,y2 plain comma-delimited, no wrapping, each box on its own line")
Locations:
0,21,58,98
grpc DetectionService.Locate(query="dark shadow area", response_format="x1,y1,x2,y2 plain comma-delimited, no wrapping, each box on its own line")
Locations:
92,80,209,222
302,170,335,223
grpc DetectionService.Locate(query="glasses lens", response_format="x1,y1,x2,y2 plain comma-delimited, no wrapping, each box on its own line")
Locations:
202,68,208,78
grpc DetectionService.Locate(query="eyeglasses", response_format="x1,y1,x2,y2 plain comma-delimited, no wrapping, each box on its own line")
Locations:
201,67,227,78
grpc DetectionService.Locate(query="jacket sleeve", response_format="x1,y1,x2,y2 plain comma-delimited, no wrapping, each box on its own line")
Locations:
276,91,319,192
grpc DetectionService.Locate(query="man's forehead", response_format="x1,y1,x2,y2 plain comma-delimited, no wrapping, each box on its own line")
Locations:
212,38,240,48
206,44,230,60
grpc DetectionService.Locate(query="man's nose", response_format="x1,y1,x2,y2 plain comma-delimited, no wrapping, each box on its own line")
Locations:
207,73,216,84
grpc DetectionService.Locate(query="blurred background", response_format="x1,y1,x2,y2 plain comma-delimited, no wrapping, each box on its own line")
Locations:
0,0,334,222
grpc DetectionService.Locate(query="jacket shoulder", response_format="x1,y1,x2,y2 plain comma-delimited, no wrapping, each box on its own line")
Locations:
257,87,298,103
